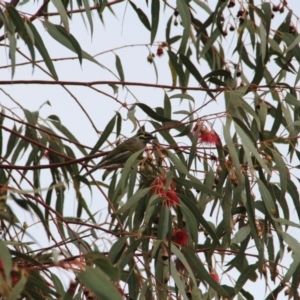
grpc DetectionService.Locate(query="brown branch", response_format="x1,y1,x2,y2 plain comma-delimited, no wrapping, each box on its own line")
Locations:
0,80,287,92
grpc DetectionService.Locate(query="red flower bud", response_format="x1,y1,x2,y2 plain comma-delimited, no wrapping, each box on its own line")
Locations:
210,270,220,283
157,46,164,57
173,229,188,246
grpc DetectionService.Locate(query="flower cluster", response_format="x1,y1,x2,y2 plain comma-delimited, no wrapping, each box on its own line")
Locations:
200,131,221,145
150,175,179,207
173,229,188,246
192,123,221,146
156,42,169,57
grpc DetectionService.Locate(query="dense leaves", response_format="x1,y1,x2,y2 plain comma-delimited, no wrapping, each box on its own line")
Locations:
0,0,300,299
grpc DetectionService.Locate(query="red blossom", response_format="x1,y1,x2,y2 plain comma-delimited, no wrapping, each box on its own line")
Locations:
173,229,188,246
150,176,178,207
210,270,220,283
157,46,164,56
150,176,176,195
199,131,221,146
165,190,179,207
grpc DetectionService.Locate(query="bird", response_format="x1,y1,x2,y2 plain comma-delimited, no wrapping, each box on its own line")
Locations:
81,131,155,178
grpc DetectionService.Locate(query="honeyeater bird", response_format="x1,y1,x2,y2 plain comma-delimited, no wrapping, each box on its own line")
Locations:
82,131,155,177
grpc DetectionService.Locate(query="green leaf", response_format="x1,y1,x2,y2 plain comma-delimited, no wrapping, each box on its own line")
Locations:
129,1,151,31
118,238,143,269
270,149,287,203
179,193,220,245
43,21,100,66
135,103,172,122
234,122,271,175
163,93,171,119
177,0,191,52
4,124,19,159
117,188,150,213
115,54,124,82
9,273,27,300
50,0,70,33
257,179,277,223
231,225,251,244
180,54,215,99
6,31,16,78
6,5,35,67
285,33,300,53
151,0,160,44
199,28,220,59
82,0,93,35
165,149,187,174
169,93,194,101
85,252,119,281
261,2,272,38
51,273,65,296
281,32,300,62
168,51,186,87
170,260,189,300
285,93,300,107
108,237,127,264
157,205,170,240
77,266,122,300
287,178,300,220
170,244,197,286
88,115,116,156
192,0,212,14
56,24,82,64
48,116,87,156
23,21,35,44
182,248,230,297
178,28,189,54
235,264,258,293
259,23,266,63
280,232,300,261
180,203,198,243
0,240,12,282
28,22,58,80
275,218,300,230
224,122,244,179
119,151,142,191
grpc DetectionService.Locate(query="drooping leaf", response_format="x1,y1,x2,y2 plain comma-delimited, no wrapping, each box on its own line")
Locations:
78,266,122,300
150,0,159,44
115,54,124,82
50,0,70,32
129,1,151,31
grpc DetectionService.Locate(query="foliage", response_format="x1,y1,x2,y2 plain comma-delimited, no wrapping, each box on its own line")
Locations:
0,0,300,299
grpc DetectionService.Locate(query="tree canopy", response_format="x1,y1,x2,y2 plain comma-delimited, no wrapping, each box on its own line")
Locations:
0,0,300,299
